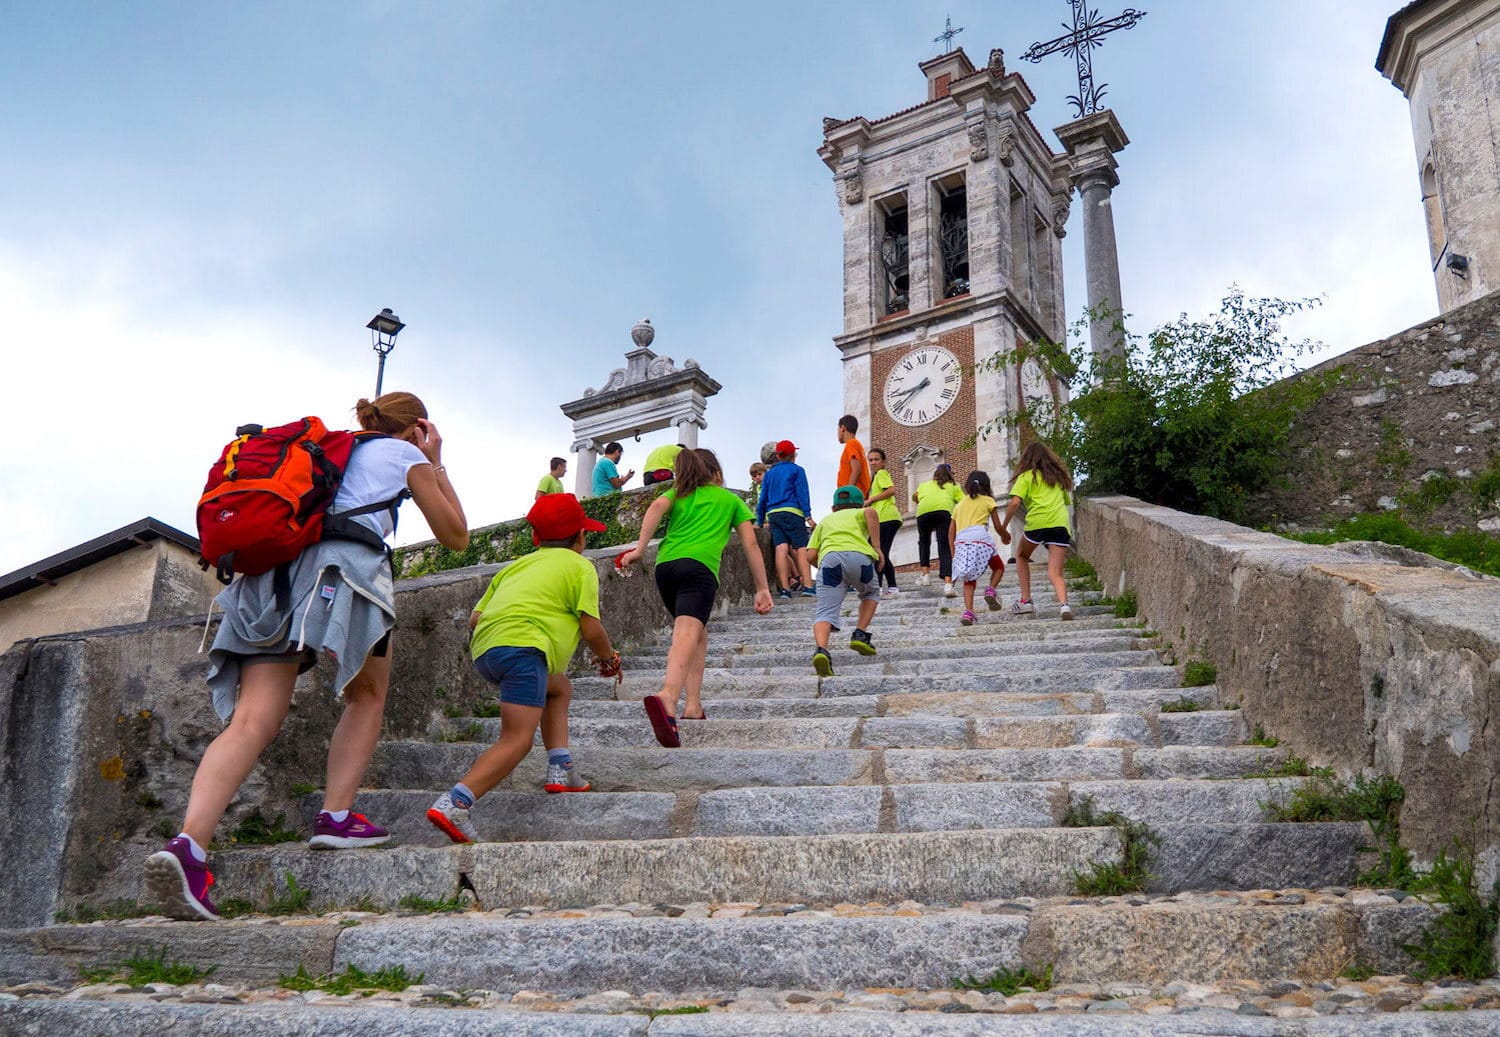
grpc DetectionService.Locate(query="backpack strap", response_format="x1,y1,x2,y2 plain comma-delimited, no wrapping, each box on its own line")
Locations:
320,492,412,550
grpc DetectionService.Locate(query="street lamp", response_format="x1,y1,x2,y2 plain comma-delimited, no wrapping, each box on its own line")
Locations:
367,307,405,397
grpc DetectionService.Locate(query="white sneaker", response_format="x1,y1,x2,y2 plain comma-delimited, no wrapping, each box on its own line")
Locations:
943,582,958,598
917,572,931,587
1009,599,1036,616
887,586,901,598
1059,603,1075,621
426,791,478,843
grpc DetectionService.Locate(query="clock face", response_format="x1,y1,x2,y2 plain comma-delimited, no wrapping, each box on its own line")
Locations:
883,346,962,427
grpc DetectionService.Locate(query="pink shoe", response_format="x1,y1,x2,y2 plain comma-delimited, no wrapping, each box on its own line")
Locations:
960,609,977,626
308,811,391,849
144,838,219,921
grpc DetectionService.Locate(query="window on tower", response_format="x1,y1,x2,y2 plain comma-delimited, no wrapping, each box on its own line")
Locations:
877,194,910,315
936,175,969,299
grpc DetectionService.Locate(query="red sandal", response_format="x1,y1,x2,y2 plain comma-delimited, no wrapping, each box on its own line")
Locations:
643,695,681,748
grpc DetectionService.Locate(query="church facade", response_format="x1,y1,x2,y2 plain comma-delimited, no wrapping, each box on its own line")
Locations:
820,47,1071,534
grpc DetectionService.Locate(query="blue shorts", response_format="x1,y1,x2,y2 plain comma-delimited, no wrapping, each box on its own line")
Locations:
473,646,549,708
767,511,810,549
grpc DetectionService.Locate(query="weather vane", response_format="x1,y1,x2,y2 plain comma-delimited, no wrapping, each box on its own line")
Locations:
933,15,965,53
1022,1,1146,118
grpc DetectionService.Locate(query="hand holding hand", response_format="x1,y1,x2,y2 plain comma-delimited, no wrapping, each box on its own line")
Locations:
411,418,443,465
753,589,774,615
1000,529,1013,545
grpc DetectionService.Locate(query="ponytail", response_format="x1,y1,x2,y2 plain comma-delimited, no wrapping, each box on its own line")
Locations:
355,392,427,435
673,448,723,497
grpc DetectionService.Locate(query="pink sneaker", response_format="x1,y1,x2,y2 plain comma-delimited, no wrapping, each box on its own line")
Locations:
308,811,391,850
144,838,220,921
960,609,977,626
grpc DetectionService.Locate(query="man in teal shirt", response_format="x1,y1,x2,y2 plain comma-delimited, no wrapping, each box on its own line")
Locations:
591,442,634,497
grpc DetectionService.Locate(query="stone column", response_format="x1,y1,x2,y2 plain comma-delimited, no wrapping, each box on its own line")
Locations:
571,438,598,498
1055,111,1130,359
676,418,703,448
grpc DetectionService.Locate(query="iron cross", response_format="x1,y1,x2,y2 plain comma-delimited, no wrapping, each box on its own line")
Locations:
933,15,965,53
1022,1,1146,118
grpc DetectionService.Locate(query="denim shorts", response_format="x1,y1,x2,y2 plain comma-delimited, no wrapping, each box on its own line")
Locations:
768,510,810,549
473,646,549,708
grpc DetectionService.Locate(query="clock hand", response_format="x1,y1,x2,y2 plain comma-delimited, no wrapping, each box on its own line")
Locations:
890,377,932,404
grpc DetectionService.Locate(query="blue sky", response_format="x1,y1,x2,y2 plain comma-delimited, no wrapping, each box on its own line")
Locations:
0,1,1434,573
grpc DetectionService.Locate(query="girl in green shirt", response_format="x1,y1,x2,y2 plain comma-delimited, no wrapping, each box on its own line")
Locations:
866,448,903,596
1001,441,1076,620
621,448,773,746
910,463,962,595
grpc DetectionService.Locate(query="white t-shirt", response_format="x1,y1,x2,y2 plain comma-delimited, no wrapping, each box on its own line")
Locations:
331,437,429,538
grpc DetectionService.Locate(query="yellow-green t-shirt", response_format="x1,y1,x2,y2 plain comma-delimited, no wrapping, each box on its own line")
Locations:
537,473,564,495
808,507,877,559
953,494,998,532
914,479,962,516
644,443,683,472
1008,470,1072,532
655,485,754,581
470,548,600,673
869,469,901,524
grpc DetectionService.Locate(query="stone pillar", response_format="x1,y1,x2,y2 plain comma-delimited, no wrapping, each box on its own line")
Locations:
571,438,598,498
1055,111,1130,359
675,418,702,449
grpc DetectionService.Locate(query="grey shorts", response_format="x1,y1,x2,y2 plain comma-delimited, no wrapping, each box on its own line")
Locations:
814,550,881,628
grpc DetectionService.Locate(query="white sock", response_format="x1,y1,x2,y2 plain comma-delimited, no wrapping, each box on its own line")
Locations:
327,809,350,822
177,833,207,863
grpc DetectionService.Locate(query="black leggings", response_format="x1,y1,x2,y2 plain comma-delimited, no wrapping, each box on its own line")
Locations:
877,520,901,587
916,511,952,578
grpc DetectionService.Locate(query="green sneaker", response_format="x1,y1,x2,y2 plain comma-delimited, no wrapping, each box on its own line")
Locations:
848,629,876,656
812,647,834,677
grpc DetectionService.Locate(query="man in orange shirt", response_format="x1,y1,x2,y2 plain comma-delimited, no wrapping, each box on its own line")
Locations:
836,415,871,498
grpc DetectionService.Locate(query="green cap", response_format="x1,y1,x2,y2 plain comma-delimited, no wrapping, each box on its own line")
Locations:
833,484,865,508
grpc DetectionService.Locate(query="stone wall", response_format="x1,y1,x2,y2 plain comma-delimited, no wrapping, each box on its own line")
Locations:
1249,290,1500,533
1077,495,1500,881
0,534,772,928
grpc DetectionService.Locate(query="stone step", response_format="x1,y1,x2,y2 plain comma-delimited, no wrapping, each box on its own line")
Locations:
628,636,1149,670
430,710,1247,750
617,648,1164,675
707,611,1126,635
570,665,1184,701
369,743,1287,792
302,778,1311,846
0,892,1441,1005
199,822,1363,912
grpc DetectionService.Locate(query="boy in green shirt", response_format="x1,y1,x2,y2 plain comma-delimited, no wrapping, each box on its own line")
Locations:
427,494,622,843
536,456,567,499
807,485,885,677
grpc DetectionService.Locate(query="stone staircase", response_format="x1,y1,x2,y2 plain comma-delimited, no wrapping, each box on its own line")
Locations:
4,575,1500,1033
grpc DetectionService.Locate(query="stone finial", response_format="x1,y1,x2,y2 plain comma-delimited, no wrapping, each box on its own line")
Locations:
823,117,845,134
631,318,655,349
988,48,1005,73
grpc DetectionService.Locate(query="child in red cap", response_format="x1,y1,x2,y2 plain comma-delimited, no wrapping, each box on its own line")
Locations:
427,493,622,843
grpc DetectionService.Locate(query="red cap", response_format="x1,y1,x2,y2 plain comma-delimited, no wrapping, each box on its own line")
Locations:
527,493,607,544
775,439,797,456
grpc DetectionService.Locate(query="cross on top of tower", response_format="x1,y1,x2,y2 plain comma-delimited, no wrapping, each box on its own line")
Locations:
933,15,965,53
1022,1,1146,119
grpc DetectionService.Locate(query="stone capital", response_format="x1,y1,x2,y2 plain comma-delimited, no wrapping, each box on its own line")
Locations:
570,438,598,455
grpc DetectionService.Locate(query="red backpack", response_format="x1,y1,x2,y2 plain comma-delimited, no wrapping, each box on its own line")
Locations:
196,417,404,584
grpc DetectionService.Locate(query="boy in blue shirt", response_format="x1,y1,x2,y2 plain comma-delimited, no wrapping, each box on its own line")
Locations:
755,439,816,599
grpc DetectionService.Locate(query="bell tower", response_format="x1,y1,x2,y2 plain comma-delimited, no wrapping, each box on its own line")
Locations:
819,46,1070,544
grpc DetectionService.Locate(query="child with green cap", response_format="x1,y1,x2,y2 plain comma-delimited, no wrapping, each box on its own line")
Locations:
806,484,885,677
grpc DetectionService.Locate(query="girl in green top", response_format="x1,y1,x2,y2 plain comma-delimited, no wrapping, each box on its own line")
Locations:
1001,441,1076,620
621,448,773,747
910,462,963,595
866,448,903,596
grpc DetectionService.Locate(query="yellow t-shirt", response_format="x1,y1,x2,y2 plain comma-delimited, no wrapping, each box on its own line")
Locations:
644,443,683,472
808,507,877,559
869,469,901,524
1008,470,1072,532
470,548,600,673
914,479,962,516
537,474,564,495
953,494,998,532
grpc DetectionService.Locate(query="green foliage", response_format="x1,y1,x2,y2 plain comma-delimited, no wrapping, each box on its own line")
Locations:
1404,843,1500,980
1246,756,1335,780
80,947,216,987
55,900,156,924
1375,420,1414,477
1062,797,1159,896
264,872,312,916
1182,660,1217,687
1339,959,1376,981
976,290,1333,524
642,1006,712,1018
216,898,256,919
1259,771,1414,886
1400,472,1464,522
953,963,1054,995
228,809,302,846
398,893,468,913
437,722,483,743
1245,724,1280,748
279,963,424,995
290,782,319,798
1112,590,1138,619
1160,697,1202,713
1283,513,1500,577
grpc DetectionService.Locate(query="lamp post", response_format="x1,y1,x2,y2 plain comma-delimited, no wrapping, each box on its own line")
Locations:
367,307,406,397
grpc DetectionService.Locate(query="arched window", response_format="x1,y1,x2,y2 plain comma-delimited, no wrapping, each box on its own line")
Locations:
1421,159,1447,266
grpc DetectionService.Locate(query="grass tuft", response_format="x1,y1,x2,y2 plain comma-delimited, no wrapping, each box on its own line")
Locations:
1112,590,1138,618
264,872,312,916
1403,843,1500,980
55,900,156,924
290,782,319,798
437,722,484,743
228,809,301,846
1182,660,1217,687
1061,796,1160,896
80,947,216,987
398,893,468,914
1245,724,1280,748
1159,697,1202,713
279,962,424,996
641,1005,712,1017
954,963,1054,995
1246,756,1334,780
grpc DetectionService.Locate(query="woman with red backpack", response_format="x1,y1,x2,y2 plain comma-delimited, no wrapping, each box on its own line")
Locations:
144,391,469,921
